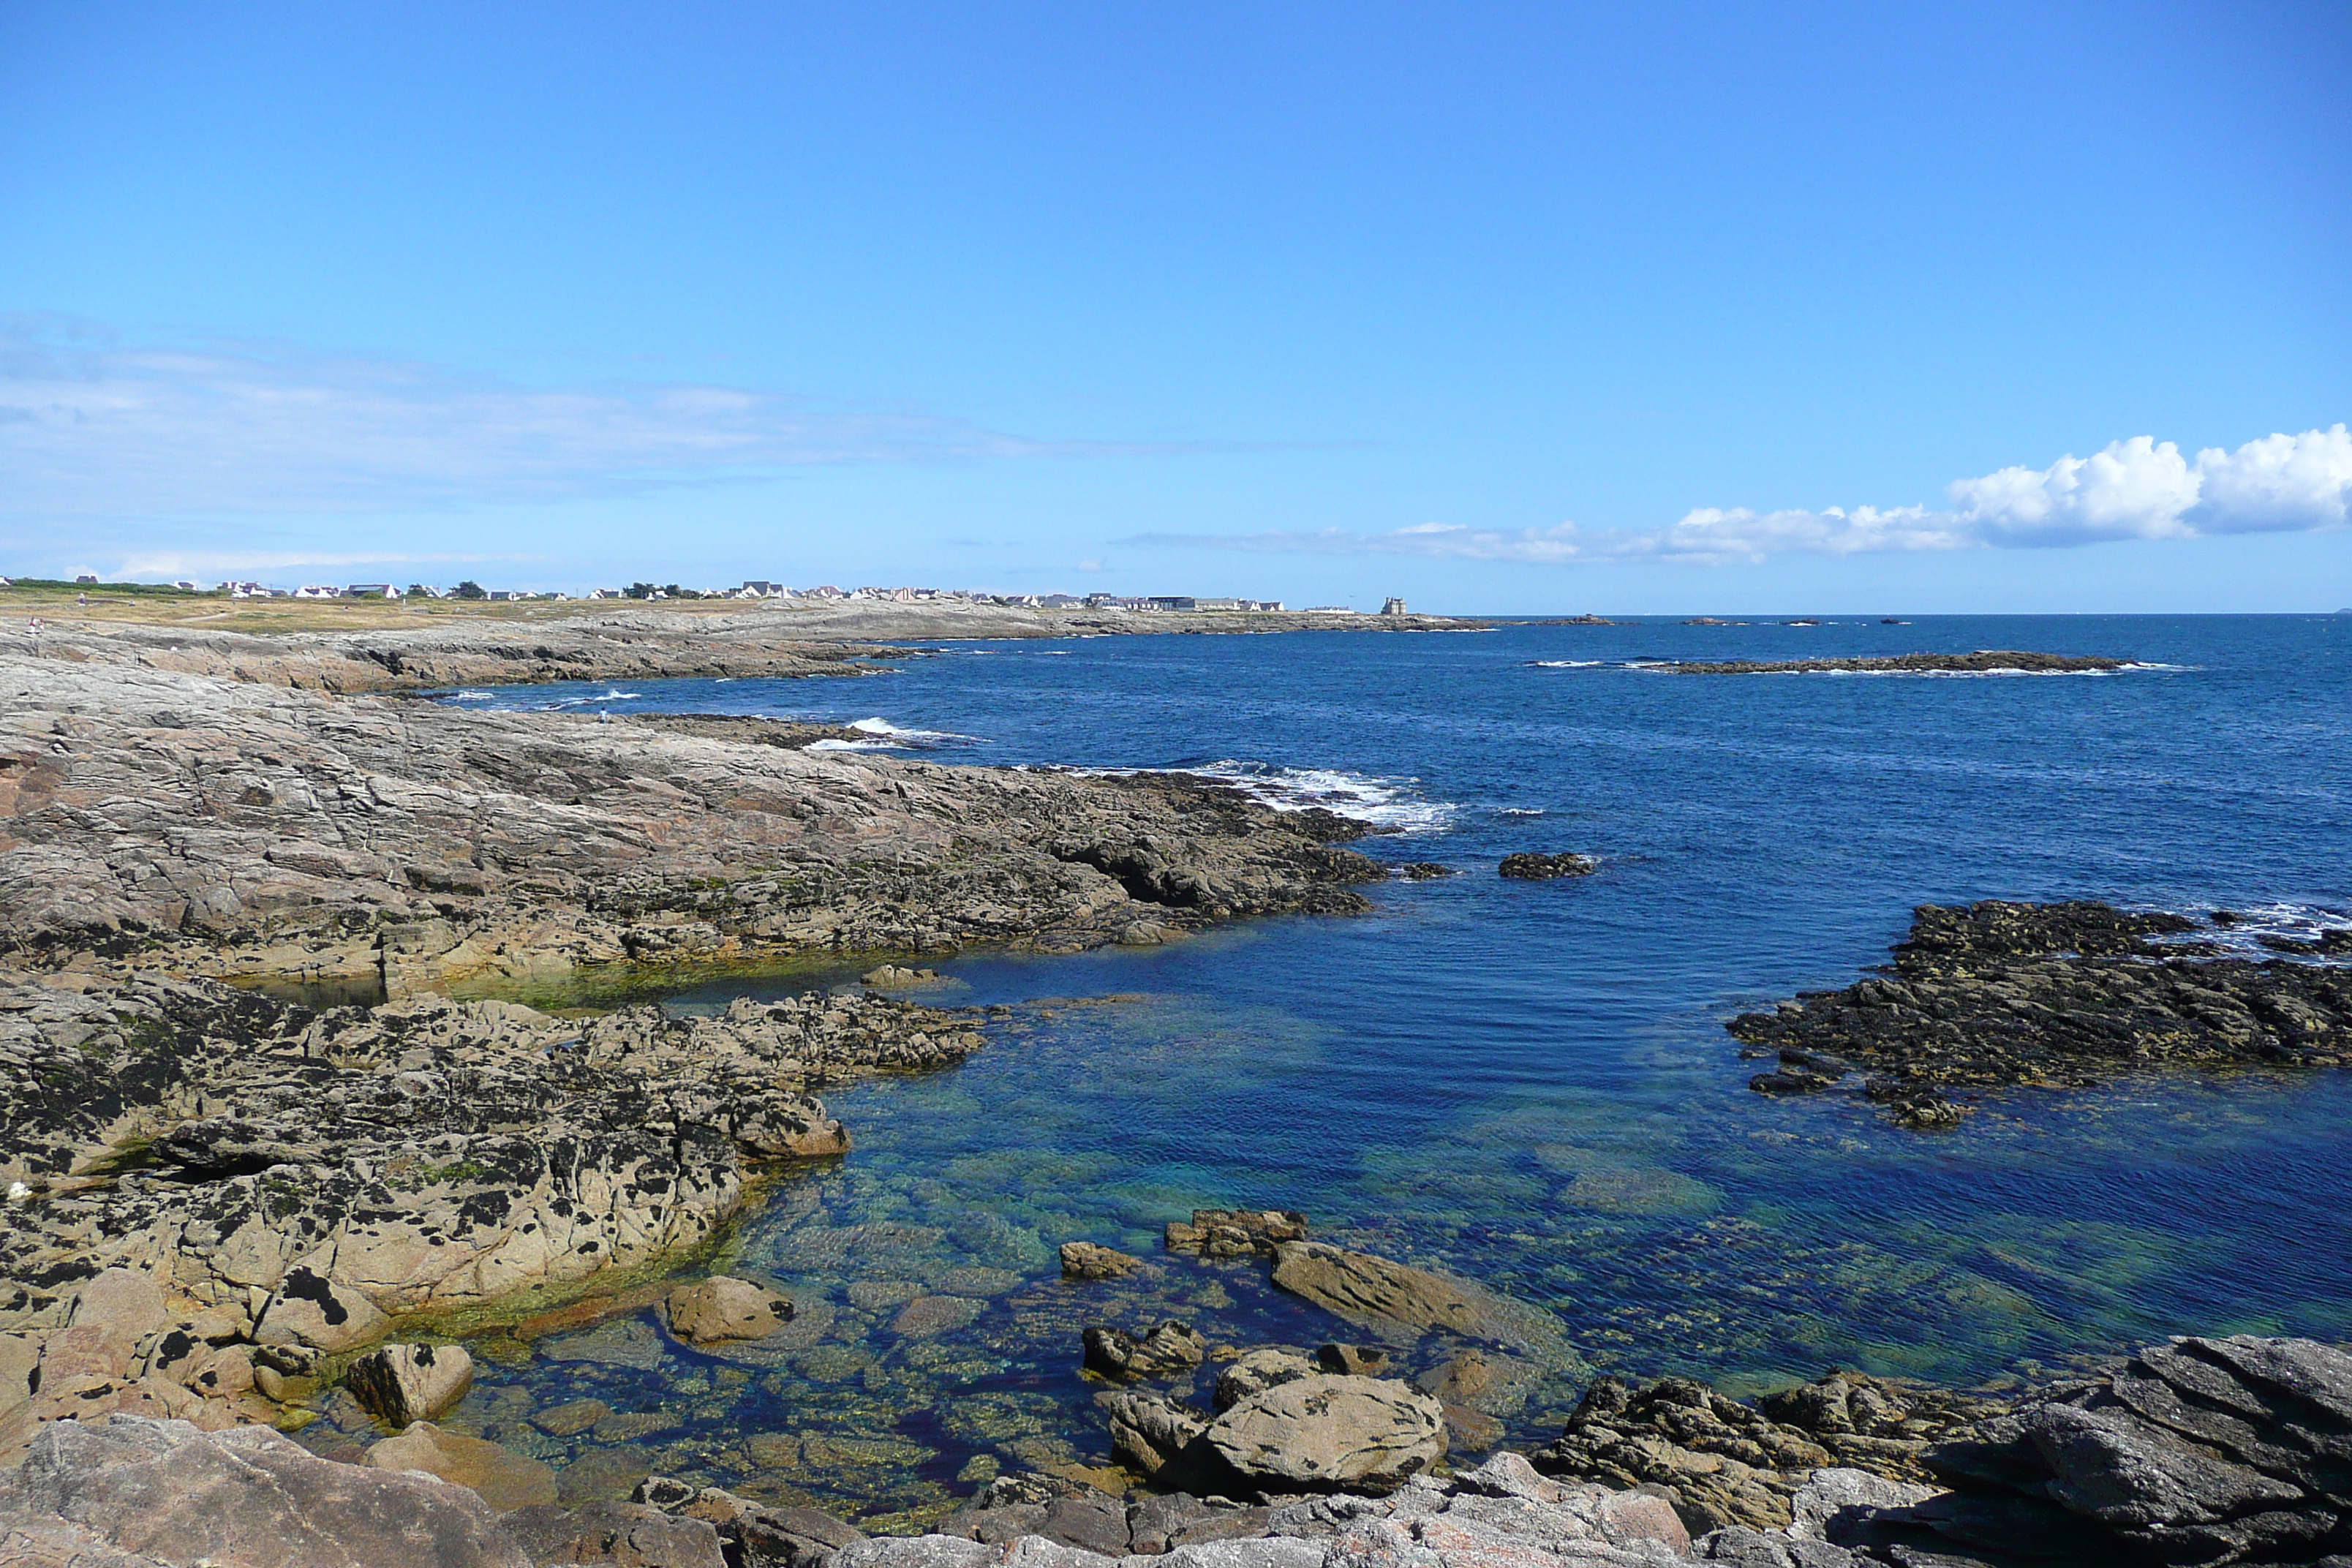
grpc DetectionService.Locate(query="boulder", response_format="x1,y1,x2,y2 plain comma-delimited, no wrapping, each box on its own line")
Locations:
1082,1321,1206,1382
0,1414,530,1567
366,1421,559,1509
663,1277,793,1345
344,1341,475,1426
1059,1242,1142,1281
253,1265,390,1354
1205,1374,1447,1493
1100,1390,1212,1481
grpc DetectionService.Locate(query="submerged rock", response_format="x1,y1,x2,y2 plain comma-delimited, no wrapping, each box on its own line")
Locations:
1058,1241,1143,1281
1164,1209,1311,1258
1082,1321,1207,1382
366,1421,559,1510
664,1277,794,1346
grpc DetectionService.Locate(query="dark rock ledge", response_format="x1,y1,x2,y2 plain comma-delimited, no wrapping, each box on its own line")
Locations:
1665,650,2128,675
1730,901,2352,1126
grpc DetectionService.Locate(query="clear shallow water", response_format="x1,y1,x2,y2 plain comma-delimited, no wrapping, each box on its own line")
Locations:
409,615,2352,1522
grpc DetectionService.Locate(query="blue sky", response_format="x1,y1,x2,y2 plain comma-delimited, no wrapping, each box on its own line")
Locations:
3,1,2348,611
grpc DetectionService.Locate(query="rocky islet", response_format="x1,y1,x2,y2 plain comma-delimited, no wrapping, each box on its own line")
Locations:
1730,900,2352,1125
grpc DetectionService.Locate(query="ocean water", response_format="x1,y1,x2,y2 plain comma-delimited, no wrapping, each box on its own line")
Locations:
402,615,2352,1523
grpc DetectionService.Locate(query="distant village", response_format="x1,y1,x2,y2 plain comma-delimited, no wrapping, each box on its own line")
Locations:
36,574,1406,615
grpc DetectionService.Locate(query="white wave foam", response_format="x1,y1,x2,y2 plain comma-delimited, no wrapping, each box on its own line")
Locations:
804,737,905,752
1058,761,1457,834
847,716,980,743
445,689,497,701
2163,902,2352,964
1526,660,1605,668
543,687,644,708
1498,807,1548,817
1187,761,1458,834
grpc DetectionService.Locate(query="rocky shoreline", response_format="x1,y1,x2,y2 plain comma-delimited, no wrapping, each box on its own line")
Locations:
0,966,995,1462
18,1327,2352,1565
1664,651,2127,676
1730,901,2352,1125
1,633,1386,998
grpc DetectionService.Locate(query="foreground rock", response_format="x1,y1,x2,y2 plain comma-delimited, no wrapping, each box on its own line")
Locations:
1531,1368,2005,1534
1729,901,2352,1116
0,970,973,1457
1665,650,2127,676
0,1414,725,1567
635,1474,867,1568
1103,1372,1446,1497
895,1452,1693,1567
1894,1335,2352,1567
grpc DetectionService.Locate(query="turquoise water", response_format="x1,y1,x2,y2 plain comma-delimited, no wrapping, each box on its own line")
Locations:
410,614,2352,1522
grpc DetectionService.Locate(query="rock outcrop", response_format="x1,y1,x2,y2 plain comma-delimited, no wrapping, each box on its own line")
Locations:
0,640,1384,995
1895,1335,2352,1566
1164,1210,1311,1259
1728,902,2352,1117
1207,1373,1449,1493
1531,1368,2005,1534
1059,1242,1144,1281
0,969,973,1458
1499,853,1597,881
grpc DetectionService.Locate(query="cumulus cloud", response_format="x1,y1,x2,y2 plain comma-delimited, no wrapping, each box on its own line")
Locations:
0,315,1178,519
1138,426,2352,565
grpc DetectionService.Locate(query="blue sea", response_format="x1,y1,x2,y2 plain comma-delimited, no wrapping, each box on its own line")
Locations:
415,615,2352,1522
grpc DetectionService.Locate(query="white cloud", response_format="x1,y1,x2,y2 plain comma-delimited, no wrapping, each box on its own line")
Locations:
1137,426,2352,565
0,316,1174,520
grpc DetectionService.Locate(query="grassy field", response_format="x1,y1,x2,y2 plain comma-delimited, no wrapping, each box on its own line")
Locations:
0,581,761,633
